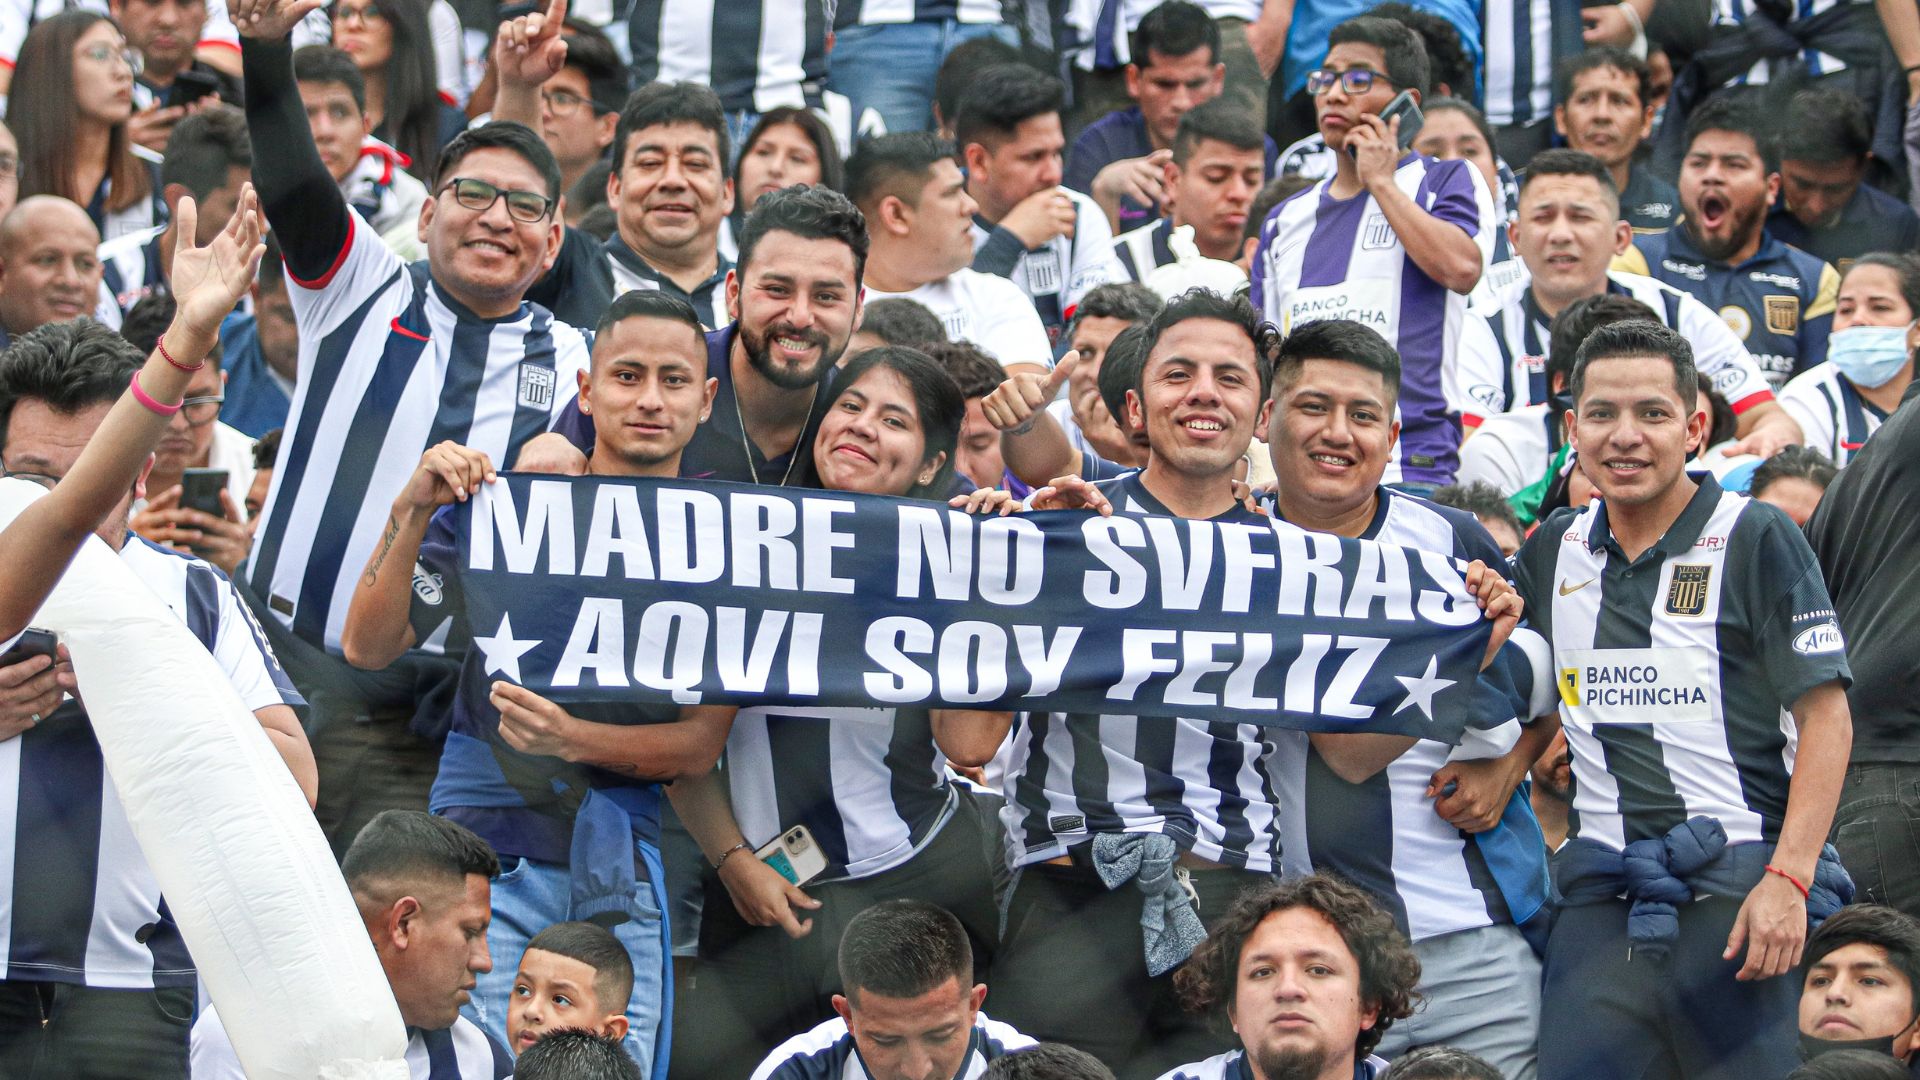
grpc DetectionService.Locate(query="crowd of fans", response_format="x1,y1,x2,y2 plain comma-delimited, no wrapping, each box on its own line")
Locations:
0,0,1918,1076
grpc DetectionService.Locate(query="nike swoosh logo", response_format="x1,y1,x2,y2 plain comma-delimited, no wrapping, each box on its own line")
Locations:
1559,578,1595,596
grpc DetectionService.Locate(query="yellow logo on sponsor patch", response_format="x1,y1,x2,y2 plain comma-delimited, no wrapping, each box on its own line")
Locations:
1559,667,1580,707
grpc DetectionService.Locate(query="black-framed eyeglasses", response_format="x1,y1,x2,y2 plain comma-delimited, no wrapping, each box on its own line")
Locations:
180,394,224,427
0,468,59,490
540,88,611,118
1306,68,1393,96
329,3,385,23
439,177,555,223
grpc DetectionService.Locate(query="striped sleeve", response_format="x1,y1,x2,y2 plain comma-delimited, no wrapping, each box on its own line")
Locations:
207,565,305,713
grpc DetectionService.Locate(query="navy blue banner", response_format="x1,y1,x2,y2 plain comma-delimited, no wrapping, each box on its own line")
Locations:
451,475,1495,741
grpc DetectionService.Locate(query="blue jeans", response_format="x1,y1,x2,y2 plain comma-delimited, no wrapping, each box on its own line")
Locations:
465,850,671,1080
826,20,1018,134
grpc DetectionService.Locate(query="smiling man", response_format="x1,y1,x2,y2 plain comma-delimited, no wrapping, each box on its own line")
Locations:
0,196,106,347
1161,875,1420,1080
1616,98,1838,394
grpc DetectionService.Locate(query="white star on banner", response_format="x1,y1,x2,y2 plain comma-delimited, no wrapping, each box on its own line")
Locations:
472,612,538,683
1393,657,1455,721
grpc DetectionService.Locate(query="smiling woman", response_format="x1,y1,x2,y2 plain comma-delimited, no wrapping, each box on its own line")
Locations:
810,345,964,501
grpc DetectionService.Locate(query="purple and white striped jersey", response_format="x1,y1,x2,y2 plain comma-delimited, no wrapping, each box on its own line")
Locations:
1251,154,1495,487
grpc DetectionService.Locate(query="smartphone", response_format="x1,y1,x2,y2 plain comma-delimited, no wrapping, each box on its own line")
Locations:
0,627,57,669
755,825,829,887
169,69,223,109
179,468,229,518
1378,89,1425,150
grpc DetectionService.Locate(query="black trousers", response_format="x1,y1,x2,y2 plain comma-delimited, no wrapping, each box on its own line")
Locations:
0,981,193,1079
670,796,1001,1079
989,855,1273,1080
1832,762,1920,921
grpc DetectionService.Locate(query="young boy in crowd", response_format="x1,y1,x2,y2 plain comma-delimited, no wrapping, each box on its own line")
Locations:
507,922,637,1057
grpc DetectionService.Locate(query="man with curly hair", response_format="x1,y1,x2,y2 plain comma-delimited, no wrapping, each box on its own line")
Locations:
1159,874,1422,1080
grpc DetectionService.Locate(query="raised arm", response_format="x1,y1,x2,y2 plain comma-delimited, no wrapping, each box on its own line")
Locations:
233,0,353,282
488,0,569,130
0,192,265,642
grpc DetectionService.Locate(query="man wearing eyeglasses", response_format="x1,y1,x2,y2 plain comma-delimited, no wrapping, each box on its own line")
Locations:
237,0,591,856
1249,15,1494,496
534,22,623,201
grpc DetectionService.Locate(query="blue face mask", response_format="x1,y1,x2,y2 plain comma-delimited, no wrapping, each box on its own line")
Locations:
1828,323,1915,389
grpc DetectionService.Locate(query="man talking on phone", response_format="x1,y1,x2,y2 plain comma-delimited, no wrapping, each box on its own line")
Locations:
1249,15,1493,495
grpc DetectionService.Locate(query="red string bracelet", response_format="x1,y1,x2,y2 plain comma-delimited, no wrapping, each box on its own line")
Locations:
128,372,182,417
1765,863,1811,900
156,334,203,373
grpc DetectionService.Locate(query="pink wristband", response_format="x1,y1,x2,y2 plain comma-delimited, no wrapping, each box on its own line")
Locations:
128,372,182,417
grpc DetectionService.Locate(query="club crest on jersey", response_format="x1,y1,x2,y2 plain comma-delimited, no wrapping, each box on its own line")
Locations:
1765,295,1800,335
1666,564,1712,616
1026,250,1064,296
1362,213,1394,250
517,364,556,410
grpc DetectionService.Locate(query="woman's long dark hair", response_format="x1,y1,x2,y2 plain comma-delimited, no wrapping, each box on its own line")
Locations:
820,346,964,500
9,10,149,214
366,0,443,181
733,108,843,212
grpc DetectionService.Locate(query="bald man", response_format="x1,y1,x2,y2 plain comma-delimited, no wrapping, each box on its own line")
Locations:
0,197,107,347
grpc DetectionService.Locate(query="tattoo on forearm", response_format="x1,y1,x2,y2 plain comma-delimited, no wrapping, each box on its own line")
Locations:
364,515,402,586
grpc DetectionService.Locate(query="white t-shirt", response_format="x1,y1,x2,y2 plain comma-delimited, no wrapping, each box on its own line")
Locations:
863,269,1053,372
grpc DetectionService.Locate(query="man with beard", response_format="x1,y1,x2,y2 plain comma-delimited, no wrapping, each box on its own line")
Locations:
520,185,867,487
1616,98,1839,394
1160,875,1421,1080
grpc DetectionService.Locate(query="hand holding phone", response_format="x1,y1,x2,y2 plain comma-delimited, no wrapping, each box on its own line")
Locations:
1378,89,1425,150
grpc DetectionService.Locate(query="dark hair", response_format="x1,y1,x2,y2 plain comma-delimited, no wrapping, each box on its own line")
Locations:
1750,445,1837,498
1131,0,1219,67
0,318,143,451
613,81,729,174
1843,253,1920,317
735,184,869,289
955,64,1065,152
524,921,636,1013
592,288,704,351
980,1044,1118,1080
826,347,965,499
1098,322,1150,422
836,899,973,1003
293,44,367,113
1787,1051,1913,1080
935,38,1025,132
122,291,222,371
1172,100,1264,167
1245,175,1314,243
736,108,845,197
259,233,286,291
1805,904,1920,1007
1422,97,1496,154
569,159,613,216
1683,95,1778,174
1700,374,1736,448
1326,15,1430,98
1569,320,1697,406
1382,1045,1503,1080
1069,282,1163,340
510,1030,643,1080
1175,874,1421,1057
577,202,617,242
438,121,564,204
1518,148,1620,210
560,19,629,116
1363,2,1471,96
1546,293,1660,394
163,104,251,201
361,0,444,181
844,132,956,213
1554,46,1650,110
923,339,1004,399
1431,481,1523,540
1135,288,1278,396
858,298,947,350
9,11,151,214
1273,318,1402,404
340,809,500,896
252,427,283,472
1779,88,1871,165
